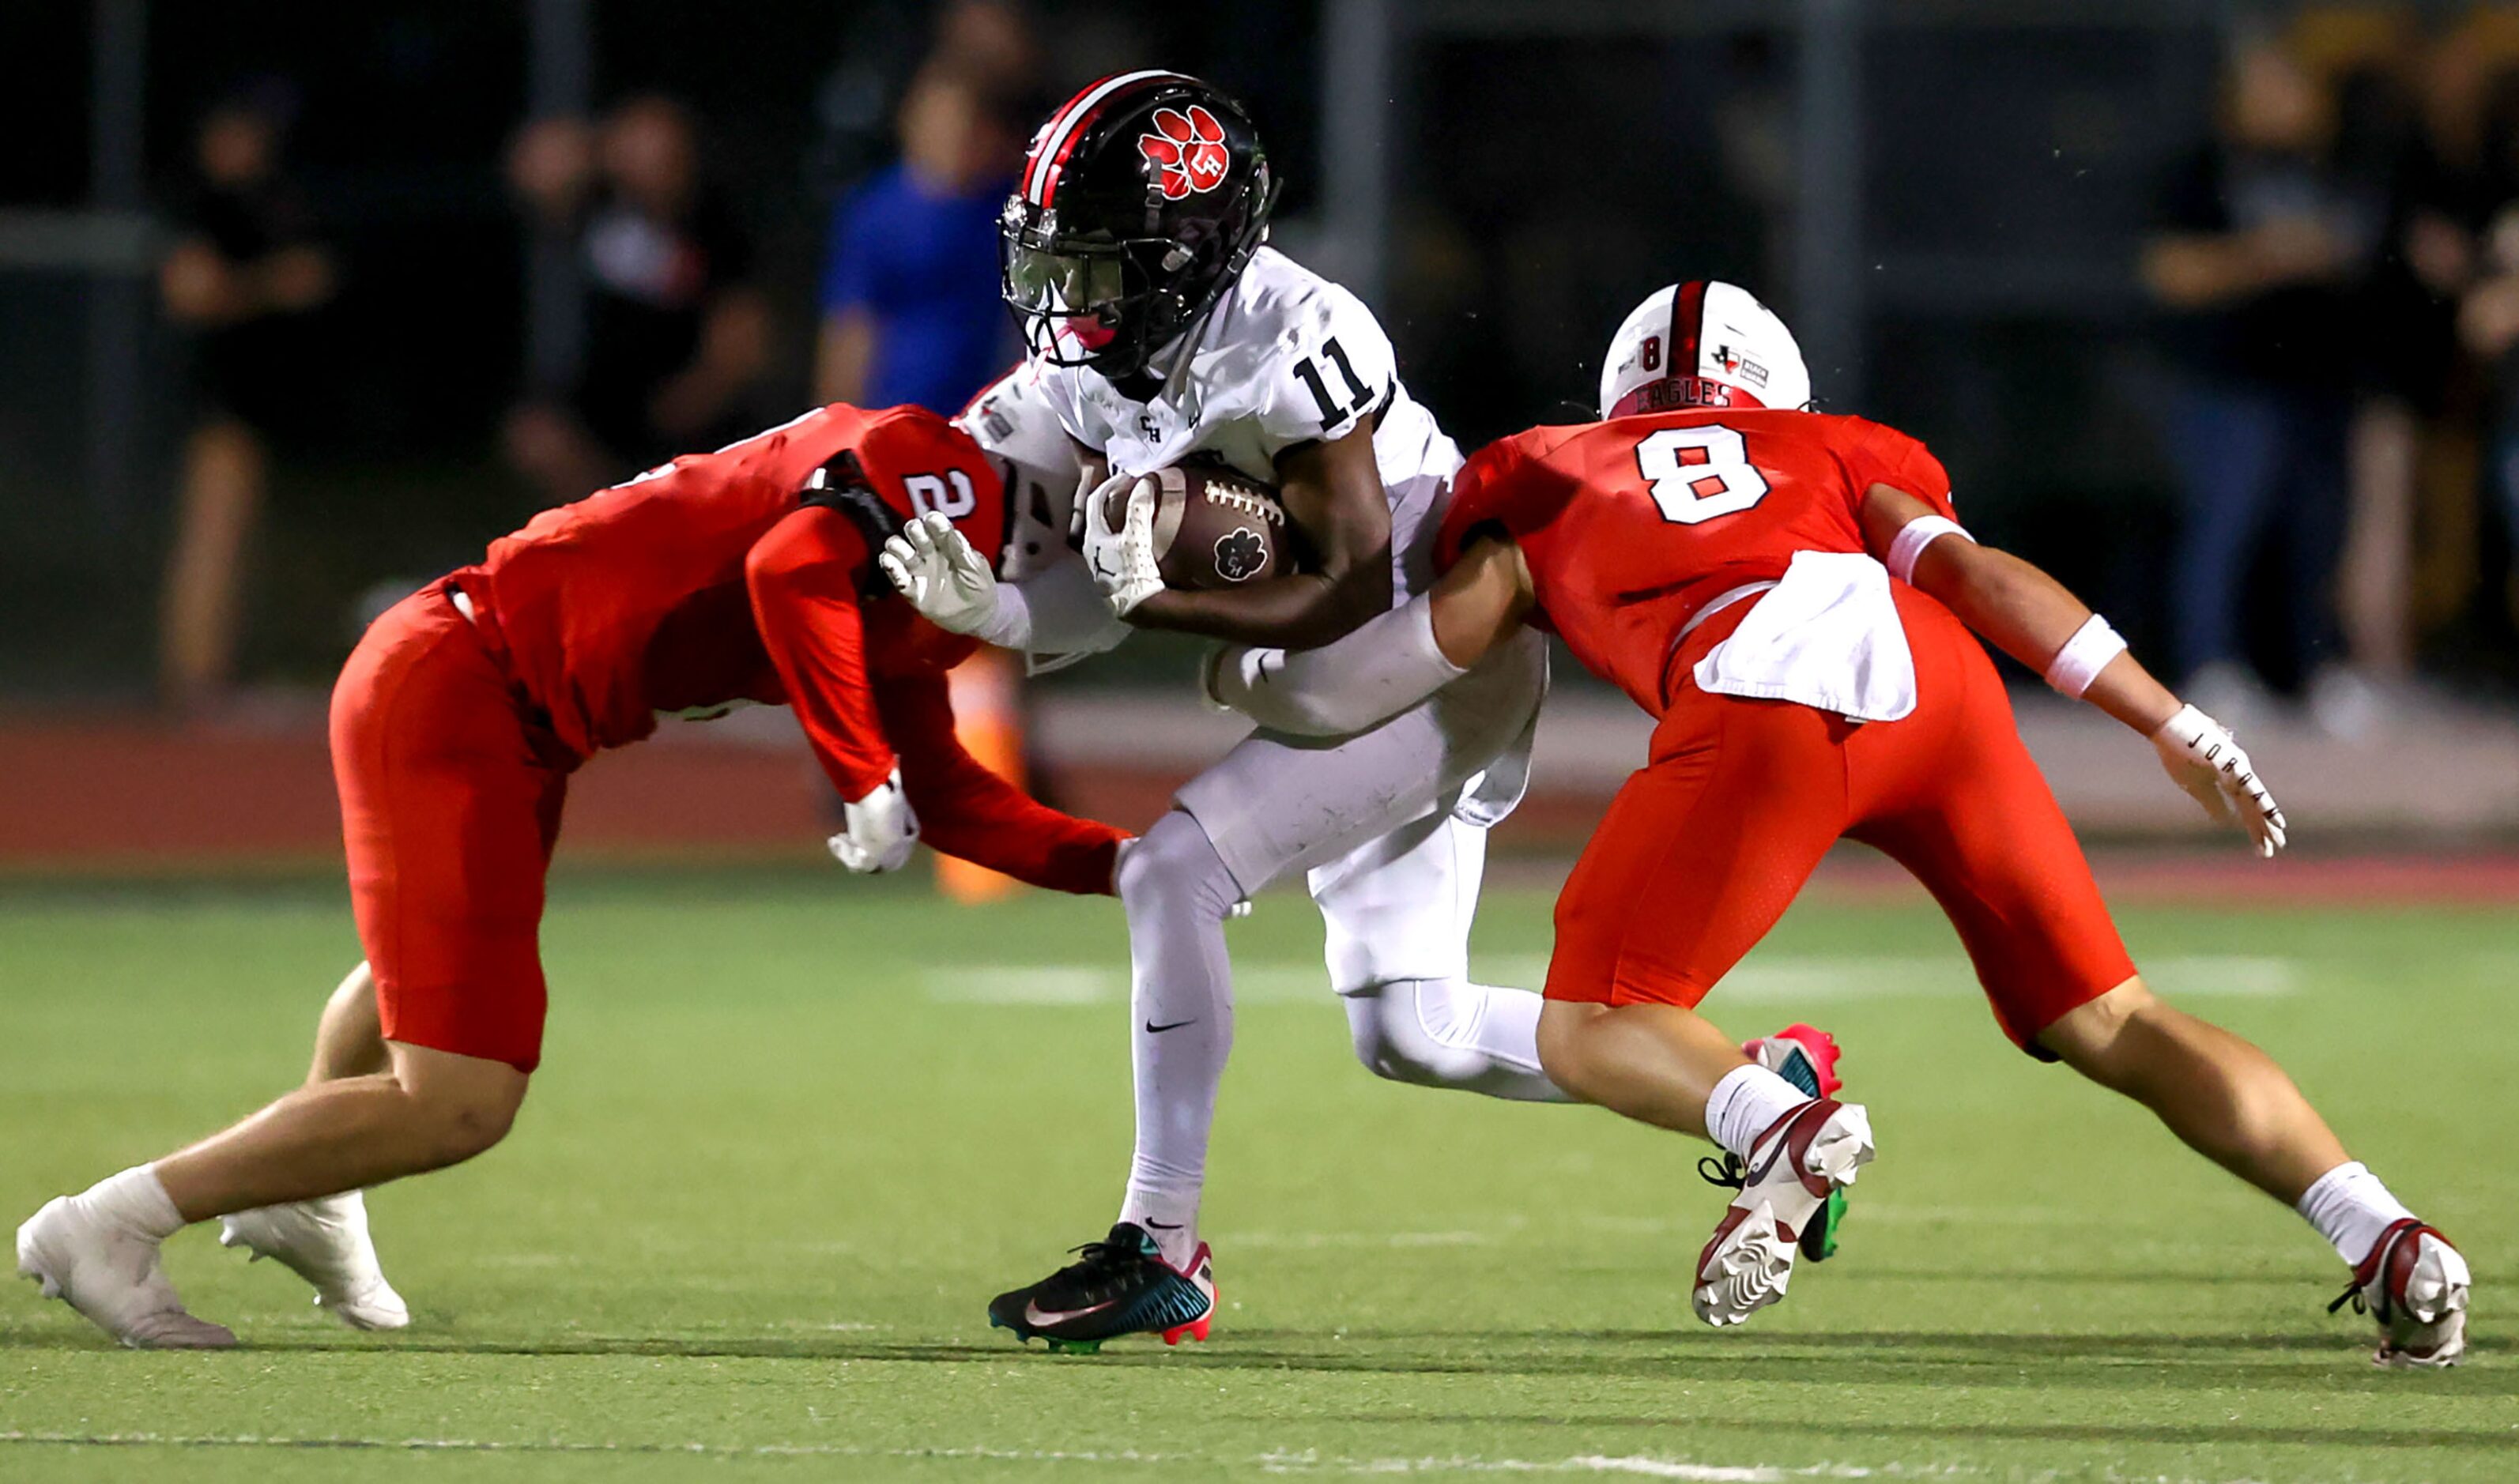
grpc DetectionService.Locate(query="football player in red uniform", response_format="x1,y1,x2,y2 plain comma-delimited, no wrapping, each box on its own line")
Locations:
17,404,1129,1349
1207,281,2468,1366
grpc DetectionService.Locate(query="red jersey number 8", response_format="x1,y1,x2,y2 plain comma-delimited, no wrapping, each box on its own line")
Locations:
1634,425,1769,525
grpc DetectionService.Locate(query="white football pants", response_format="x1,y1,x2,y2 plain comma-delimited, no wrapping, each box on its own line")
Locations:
1116,630,1567,1256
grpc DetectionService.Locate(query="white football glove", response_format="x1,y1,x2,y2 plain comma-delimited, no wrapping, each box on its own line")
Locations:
1080,469,1166,618
880,511,1004,639
828,766,920,873
2151,704,2287,857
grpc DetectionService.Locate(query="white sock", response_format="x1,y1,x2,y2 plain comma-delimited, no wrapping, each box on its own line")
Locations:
1116,1186,1201,1271
82,1164,186,1241
1114,814,1243,1271
2295,1161,2415,1268
1704,1064,1812,1162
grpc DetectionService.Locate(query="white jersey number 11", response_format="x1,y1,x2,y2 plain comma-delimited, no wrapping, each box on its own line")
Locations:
1634,425,1769,525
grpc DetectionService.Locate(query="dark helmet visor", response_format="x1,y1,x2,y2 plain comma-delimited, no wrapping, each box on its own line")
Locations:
1001,239,1129,320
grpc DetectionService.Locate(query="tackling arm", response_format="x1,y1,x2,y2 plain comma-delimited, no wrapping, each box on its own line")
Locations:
1861,483,2287,854
747,507,897,798
746,507,924,872
1206,536,1533,736
876,671,1128,895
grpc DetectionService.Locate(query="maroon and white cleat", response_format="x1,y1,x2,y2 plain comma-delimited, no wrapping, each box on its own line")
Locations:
1691,1098,1873,1328
2331,1218,2469,1368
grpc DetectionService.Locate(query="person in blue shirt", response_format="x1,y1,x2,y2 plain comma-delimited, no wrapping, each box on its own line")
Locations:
816,61,1024,413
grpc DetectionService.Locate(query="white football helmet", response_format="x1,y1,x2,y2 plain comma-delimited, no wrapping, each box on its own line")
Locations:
1597,280,1812,420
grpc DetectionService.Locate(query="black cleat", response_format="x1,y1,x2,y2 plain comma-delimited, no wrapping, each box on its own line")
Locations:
986,1222,1216,1353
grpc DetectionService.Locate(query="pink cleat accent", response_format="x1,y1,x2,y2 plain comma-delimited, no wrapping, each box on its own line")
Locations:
1744,1024,1842,1097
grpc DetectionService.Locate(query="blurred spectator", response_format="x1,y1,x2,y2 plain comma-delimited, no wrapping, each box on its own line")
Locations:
2141,38,2375,724
2328,40,2431,733
2457,71,2519,644
503,96,770,506
810,1,1037,199
814,59,1028,412
157,81,338,714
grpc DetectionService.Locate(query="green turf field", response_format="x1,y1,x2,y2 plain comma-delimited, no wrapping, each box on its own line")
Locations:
1,868,2510,1482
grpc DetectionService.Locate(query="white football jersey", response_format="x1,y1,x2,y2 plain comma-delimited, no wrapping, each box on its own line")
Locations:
956,358,1083,583
1022,247,1462,599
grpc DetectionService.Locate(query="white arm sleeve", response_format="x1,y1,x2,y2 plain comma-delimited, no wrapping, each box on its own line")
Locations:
1209,593,1464,738
991,549,1133,659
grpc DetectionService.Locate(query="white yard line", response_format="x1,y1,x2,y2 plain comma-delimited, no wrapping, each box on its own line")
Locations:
0,1433,1907,1479
0,1433,1182,1467
1259,1457,1892,1479
0,1432,2297,1482
1224,1228,1495,1249
926,955,2298,1007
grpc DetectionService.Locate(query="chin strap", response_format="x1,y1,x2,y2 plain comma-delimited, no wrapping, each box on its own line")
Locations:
1150,177,1282,405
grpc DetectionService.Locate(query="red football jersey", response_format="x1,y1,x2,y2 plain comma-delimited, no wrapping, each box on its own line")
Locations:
449,403,1123,893
1437,409,1956,714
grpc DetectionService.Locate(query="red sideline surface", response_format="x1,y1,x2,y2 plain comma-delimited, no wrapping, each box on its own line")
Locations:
1,717,2513,904
0,718,835,869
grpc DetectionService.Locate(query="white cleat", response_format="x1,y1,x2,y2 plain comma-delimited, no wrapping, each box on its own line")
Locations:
1692,1098,1873,1328
220,1191,409,1331
16,1196,236,1349
2334,1218,2469,1369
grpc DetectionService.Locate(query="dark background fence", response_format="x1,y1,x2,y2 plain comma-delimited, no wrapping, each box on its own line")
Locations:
6,1,2516,720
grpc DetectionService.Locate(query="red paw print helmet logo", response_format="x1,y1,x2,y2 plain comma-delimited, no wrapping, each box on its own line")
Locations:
1139,105,1231,200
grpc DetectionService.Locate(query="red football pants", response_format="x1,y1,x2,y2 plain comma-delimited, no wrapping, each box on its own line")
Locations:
1545,584,2135,1052
331,582,571,1073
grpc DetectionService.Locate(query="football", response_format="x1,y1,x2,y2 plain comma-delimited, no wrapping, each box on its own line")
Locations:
1098,461,1303,591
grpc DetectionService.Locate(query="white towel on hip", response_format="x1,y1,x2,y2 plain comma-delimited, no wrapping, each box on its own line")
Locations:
1691,550,1918,723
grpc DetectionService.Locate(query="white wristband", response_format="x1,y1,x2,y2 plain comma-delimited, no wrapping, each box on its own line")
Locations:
2044,614,2128,698
1887,515,1971,583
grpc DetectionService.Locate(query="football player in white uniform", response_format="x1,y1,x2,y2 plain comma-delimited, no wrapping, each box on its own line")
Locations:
884,72,1838,1350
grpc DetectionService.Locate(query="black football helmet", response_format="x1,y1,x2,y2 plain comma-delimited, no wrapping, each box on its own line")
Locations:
1000,71,1278,382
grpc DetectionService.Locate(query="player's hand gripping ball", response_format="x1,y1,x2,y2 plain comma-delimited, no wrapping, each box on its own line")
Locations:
1089,461,1303,604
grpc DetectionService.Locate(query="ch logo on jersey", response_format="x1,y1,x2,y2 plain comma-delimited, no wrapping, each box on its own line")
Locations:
1140,106,1229,199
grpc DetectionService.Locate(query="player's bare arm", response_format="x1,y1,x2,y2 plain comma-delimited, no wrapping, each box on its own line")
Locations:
1861,480,2285,854
1425,537,1536,668
1121,423,1394,649
1860,484,2174,735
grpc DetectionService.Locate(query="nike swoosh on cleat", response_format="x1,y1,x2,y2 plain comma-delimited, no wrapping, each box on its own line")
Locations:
1024,1298,1117,1328
1143,1019,1196,1034
1741,1105,1813,1186
1745,1102,1850,1198
1145,1220,1182,1230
